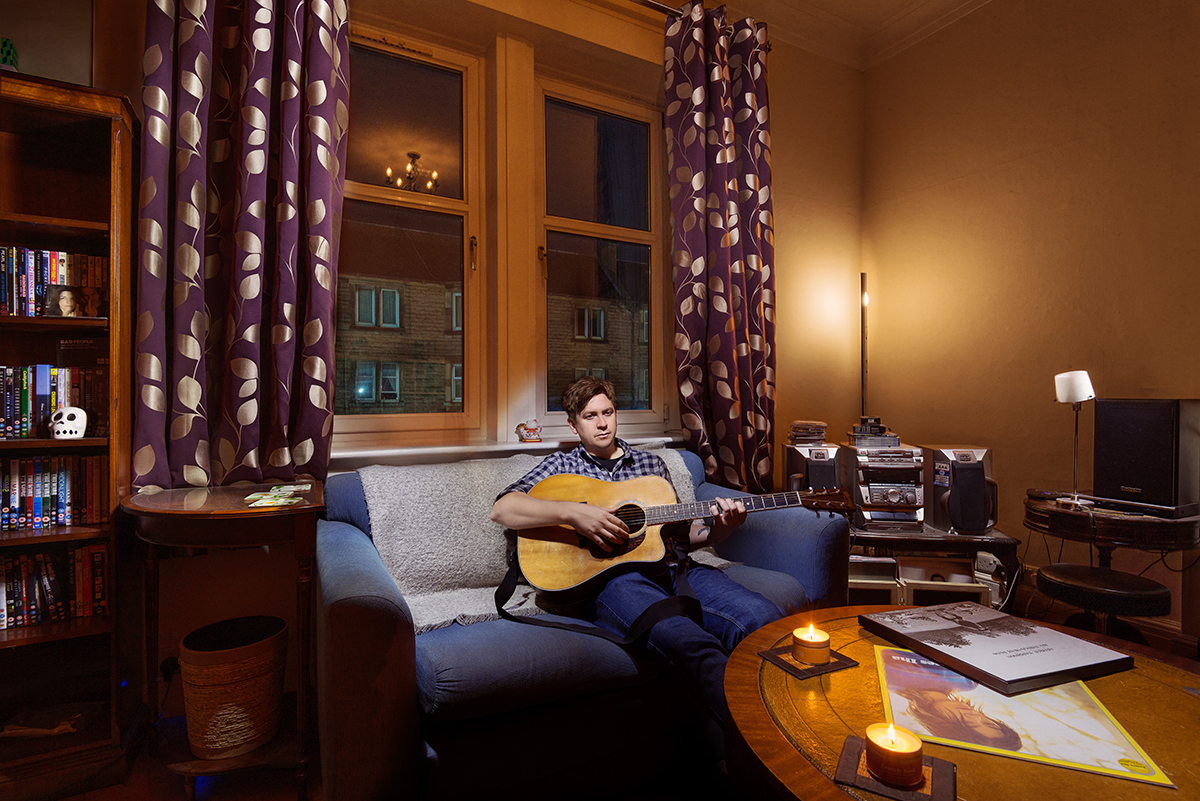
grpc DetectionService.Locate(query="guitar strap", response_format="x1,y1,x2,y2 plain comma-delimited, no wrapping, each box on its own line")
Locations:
493,539,703,647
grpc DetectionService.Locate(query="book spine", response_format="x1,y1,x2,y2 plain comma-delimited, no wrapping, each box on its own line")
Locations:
25,248,34,317
90,544,107,616
32,455,42,530
5,556,15,626
64,455,73,526
0,459,7,530
8,457,18,531
56,456,65,526
74,546,86,617
3,366,12,438
19,366,28,438
34,364,49,437
0,556,5,628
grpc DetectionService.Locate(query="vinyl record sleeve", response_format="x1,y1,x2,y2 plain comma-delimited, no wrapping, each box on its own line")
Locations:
859,601,1133,695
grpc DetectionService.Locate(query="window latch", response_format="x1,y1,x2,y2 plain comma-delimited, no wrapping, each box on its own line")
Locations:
469,235,477,271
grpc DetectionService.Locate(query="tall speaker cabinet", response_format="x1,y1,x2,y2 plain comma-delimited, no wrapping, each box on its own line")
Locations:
0,73,134,798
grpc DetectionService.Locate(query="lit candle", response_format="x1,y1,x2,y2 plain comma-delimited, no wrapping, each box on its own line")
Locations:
864,722,924,788
791,623,830,665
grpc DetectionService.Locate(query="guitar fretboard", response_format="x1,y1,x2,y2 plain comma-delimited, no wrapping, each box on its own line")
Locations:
637,491,808,526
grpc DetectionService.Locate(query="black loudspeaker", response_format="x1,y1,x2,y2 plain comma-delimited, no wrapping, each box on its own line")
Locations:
948,460,992,532
1093,398,1200,514
785,444,842,492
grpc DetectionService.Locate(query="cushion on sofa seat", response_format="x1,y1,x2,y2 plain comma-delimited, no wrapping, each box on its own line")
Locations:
415,616,661,722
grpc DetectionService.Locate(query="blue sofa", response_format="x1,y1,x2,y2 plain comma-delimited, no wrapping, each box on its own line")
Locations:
315,448,849,800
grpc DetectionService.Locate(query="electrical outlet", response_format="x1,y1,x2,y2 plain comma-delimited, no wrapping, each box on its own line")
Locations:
975,552,1001,574
160,656,180,682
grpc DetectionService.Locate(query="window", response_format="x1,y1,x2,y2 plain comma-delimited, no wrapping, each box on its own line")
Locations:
355,286,376,326
380,289,401,329
542,88,657,418
328,22,667,456
333,30,481,433
381,362,400,403
354,361,377,403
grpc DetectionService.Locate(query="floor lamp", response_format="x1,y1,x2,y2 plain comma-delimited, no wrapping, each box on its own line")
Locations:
860,273,868,417
1054,370,1095,507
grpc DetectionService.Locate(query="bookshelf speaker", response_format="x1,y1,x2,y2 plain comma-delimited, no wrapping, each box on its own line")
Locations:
1093,398,1200,512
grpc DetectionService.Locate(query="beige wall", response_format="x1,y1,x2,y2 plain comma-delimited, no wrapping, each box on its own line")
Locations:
768,41,866,473
861,0,1200,623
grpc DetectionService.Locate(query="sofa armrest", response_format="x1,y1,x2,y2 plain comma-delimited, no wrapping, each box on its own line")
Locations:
316,519,420,800
696,484,850,608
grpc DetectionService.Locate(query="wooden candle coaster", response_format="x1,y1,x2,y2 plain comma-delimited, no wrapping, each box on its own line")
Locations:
758,646,858,680
835,736,956,801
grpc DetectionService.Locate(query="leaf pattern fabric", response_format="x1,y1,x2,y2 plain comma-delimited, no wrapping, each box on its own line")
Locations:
665,2,776,492
134,0,349,489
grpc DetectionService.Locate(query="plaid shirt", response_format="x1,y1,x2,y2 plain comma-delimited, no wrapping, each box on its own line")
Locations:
499,439,673,498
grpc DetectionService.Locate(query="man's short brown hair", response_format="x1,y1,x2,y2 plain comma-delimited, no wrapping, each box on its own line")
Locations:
561,376,616,421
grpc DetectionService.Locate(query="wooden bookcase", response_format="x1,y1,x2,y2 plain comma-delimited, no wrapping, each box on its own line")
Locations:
0,73,134,798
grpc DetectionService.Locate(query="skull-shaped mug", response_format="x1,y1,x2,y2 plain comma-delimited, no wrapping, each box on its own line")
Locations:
51,406,88,439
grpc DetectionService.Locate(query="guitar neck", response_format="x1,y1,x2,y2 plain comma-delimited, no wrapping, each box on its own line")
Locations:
644,491,808,527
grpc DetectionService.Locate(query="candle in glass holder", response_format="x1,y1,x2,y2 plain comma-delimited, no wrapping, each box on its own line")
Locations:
864,722,924,787
791,623,830,665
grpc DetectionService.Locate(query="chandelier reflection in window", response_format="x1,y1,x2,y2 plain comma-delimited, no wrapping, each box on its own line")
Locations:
384,151,439,194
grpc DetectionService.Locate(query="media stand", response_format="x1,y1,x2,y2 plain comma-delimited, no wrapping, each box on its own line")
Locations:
849,524,1021,610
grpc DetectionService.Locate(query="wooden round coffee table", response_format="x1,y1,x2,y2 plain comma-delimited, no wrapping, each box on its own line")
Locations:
726,605,1200,800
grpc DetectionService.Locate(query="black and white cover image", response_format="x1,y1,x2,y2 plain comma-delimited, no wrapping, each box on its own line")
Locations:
859,601,1133,694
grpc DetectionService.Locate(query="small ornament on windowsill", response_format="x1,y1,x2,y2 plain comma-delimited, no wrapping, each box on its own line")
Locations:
516,419,542,442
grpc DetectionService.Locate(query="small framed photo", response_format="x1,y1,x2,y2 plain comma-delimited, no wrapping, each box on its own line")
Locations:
46,285,88,318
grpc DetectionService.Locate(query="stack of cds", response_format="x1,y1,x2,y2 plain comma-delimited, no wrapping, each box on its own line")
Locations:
787,420,827,445
848,416,900,447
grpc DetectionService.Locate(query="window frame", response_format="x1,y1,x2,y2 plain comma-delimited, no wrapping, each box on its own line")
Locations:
535,75,666,441
332,25,485,447
354,360,378,404
380,287,401,329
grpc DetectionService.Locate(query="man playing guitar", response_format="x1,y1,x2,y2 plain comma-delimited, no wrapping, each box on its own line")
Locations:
491,376,782,723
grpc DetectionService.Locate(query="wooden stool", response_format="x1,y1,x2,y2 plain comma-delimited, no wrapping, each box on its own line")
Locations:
1036,563,1171,644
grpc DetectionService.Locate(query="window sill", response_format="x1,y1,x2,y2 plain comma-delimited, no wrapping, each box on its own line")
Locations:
328,435,680,473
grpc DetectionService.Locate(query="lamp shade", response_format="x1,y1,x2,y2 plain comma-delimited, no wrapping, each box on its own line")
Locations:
1054,370,1095,404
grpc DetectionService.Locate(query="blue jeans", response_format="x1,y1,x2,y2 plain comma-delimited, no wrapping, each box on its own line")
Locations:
589,563,782,722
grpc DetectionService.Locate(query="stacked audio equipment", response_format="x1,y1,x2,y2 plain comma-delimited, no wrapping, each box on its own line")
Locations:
840,442,924,531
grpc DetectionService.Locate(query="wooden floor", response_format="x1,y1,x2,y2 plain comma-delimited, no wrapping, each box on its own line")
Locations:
61,571,1190,801
61,744,322,801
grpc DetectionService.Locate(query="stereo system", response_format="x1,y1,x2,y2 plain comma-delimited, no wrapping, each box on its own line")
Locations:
839,443,925,531
785,440,998,533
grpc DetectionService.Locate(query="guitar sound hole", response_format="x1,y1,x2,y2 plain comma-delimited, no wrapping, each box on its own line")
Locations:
583,503,647,559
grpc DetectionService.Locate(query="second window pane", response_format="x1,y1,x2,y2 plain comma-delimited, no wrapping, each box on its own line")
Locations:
546,231,650,412
336,199,464,415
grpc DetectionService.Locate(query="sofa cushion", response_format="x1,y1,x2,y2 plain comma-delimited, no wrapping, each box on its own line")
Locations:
358,454,545,633
415,616,661,722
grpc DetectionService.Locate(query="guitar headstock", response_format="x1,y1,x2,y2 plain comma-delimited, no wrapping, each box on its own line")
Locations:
798,487,854,514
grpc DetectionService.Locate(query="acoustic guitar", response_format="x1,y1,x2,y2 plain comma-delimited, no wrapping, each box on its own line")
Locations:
516,473,851,596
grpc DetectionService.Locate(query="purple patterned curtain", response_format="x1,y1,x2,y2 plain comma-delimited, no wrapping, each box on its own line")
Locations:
133,0,349,489
665,2,775,493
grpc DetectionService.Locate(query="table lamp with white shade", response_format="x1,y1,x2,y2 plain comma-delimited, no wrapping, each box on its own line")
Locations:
1055,370,1096,508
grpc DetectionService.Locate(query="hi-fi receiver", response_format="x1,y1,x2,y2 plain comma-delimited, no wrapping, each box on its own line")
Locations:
840,443,924,530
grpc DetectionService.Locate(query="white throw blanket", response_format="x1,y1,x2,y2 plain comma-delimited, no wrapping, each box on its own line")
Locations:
357,446,723,633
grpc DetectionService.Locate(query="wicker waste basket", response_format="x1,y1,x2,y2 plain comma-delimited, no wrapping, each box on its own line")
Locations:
179,615,288,760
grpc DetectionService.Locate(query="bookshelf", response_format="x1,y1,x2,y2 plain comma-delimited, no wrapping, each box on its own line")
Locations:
0,73,134,798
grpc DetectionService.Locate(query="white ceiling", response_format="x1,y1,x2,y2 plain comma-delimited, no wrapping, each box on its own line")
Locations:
722,0,994,69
